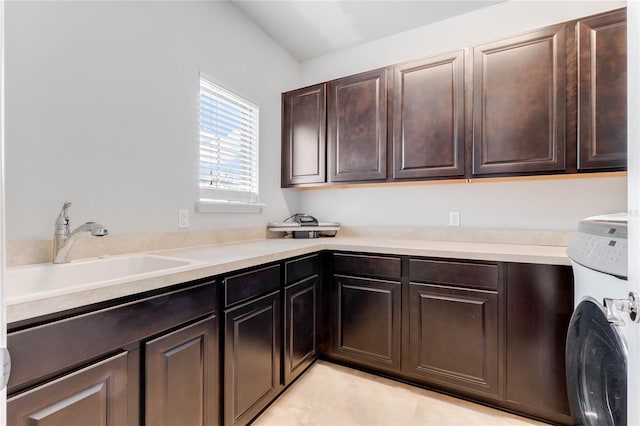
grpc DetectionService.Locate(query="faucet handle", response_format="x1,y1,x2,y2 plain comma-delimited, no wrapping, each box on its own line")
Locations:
61,202,72,217
54,202,72,235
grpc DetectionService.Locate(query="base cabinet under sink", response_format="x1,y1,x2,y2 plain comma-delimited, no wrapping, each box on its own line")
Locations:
6,282,220,426
7,351,132,426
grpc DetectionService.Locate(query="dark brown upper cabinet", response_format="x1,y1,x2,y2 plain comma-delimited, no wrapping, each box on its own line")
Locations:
392,50,467,180
576,9,627,171
281,8,627,188
281,84,327,186
328,68,388,182
472,25,567,176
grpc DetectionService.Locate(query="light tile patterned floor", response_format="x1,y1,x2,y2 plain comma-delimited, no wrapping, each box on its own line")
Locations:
253,360,549,426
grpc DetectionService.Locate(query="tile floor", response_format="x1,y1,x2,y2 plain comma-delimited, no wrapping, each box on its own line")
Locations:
253,361,549,426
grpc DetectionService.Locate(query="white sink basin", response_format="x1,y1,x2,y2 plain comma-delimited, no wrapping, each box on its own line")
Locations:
6,254,206,303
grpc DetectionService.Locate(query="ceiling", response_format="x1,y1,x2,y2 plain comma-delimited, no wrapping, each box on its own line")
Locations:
231,0,502,61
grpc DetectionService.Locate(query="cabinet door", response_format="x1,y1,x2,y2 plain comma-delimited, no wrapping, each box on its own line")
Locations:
577,9,627,171
332,275,401,371
328,68,388,182
224,291,282,426
281,84,326,186
392,50,466,179
284,275,318,385
145,316,219,426
408,283,500,398
472,25,566,176
505,263,573,425
8,352,130,426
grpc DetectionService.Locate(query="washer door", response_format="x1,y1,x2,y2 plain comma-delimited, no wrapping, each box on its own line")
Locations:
566,297,627,426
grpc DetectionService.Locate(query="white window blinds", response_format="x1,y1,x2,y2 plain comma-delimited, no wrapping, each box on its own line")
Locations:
199,76,259,205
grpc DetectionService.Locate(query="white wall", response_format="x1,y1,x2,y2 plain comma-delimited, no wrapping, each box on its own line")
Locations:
298,177,626,230
5,1,300,241
5,1,630,241
295,0,628,231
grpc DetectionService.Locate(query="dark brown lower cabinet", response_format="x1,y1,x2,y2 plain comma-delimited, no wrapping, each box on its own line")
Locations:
224,291,282,426
284,275,318,385
6,252,576,426
332,275,401,371
7,282,218,426
7,351,131,426
505,263,574,425
327,254,573,425
407,283,500,398
145,316,219,426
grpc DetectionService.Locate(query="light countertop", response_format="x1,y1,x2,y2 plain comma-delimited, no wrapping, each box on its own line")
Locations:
7,237,570,324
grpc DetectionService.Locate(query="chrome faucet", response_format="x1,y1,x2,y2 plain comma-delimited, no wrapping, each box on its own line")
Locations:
53,202,109,264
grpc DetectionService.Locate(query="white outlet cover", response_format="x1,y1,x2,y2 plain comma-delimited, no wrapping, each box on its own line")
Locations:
178,209,190,229
449,211,460,227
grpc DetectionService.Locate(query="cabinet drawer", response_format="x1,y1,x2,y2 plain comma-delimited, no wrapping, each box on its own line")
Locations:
410,259,499,290
285,254,320,285
333,253,401,280
224,264,280,307
7,282,216,395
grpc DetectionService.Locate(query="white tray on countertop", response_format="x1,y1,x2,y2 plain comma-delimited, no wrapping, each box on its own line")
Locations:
267,222,341,232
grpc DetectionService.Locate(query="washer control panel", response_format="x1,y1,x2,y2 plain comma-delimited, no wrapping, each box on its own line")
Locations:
567,217,628,279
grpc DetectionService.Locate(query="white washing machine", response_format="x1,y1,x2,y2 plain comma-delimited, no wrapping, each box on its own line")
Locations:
566,213,634,426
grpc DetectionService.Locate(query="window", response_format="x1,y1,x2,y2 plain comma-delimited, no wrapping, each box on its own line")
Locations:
198,75,262,212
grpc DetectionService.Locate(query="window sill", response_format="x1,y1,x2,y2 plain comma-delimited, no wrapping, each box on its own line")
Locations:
197,200,265,214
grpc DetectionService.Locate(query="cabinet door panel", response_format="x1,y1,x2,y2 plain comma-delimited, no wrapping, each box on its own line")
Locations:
328,68,387,182
473,25,566,175
284,276,318,385
577,9,627,170
282,84,326,186
145,316,219,426
393,50,466,179
408,283,500,398
224,291,282,426
8,352,130,426
505,263,573,424
333,276,401,370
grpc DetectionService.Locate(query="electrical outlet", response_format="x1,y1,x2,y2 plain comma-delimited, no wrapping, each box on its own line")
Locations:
178,209,189,229
449,211,460,227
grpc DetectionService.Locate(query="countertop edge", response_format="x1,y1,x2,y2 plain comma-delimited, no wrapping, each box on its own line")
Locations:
7,237,570,324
